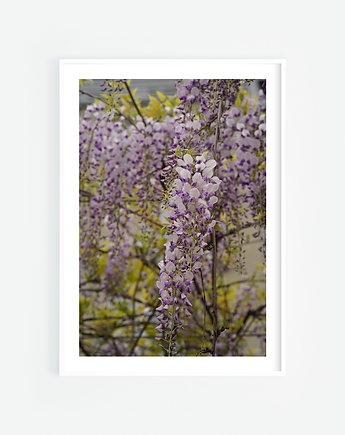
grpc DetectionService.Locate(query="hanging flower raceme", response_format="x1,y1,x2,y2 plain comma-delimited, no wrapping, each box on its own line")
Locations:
156,153,221,354
176,79,248,121
211,89,266,265
165,80,251,185
79,100,176,289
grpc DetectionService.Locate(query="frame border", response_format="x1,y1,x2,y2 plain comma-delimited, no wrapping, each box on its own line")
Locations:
59,59,285,376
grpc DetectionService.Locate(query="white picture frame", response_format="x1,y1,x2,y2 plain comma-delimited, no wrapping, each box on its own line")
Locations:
60,59,285,376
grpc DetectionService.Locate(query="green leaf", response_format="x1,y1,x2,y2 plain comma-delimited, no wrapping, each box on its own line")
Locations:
156,90,167,102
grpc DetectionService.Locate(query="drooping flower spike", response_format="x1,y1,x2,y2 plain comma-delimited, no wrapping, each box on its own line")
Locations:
155,153,221,354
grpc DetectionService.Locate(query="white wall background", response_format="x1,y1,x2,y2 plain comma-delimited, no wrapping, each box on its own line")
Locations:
1,1,344,434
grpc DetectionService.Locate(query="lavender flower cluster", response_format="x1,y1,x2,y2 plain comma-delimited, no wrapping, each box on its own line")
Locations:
156,153,221,353
174,80,266,261
176,79,246,121
79,102,175,288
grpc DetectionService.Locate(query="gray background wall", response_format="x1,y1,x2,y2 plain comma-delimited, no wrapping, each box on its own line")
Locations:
1,1,345,434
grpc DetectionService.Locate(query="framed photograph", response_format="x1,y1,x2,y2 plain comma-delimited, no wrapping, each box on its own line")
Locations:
60,59,285,375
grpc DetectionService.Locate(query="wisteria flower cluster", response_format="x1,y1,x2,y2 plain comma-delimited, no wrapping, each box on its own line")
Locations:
156,153,221,354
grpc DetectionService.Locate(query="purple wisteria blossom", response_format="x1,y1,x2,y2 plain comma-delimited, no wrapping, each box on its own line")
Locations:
156,153,221,354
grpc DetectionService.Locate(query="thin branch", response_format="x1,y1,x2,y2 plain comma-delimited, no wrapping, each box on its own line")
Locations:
80,189,92,197
129,307,157,356
79,339,91,356
81,314,144,322
232,304,266,349
122,205,162,229
222,222,257,238
217,278,265,290
131,264,144,342
193,276,214,328
79,89,141,132
211,100,223,356
124,81,147,126
211,229,218,356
